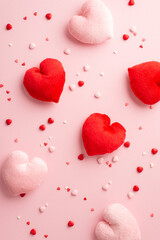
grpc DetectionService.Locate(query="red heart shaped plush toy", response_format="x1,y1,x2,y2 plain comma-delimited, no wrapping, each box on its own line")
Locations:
23,58,65,102
82,113,126,156
128,61,160,105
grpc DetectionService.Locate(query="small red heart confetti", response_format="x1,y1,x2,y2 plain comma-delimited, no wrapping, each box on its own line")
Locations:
45,13,52,20
91,208,94,212
39,124,46,131
123,34,129,40
44,142,48,146
23,16,27,20
44,235,48,238
139,45,143,48
133,185,139,192
68,221,74,227
78,154,84,160
67,188,70,192
7,98,11,101
84,197,87,200
30,229,36,235
26,221,30,225
48,118,54,124
137,166,143,173
66,162,70,165
0,84,4,88
150,213,154,218
20,193,26,197
128,0,135,6
57,187,60,190
6,90,10,94
6,24,12,30
124,141,130,148
34,12,37,16
151,148,158,155
78,81,84,87
22,62,26,66
6,119,12,125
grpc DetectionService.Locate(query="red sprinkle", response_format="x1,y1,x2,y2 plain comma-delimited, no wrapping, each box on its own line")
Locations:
91,208,94,212
6,24,12,30
44,142,48,146
137,166,143,173
22,62,26,66
68,221,74,227
44,235,48,238
48,117,54,124
6,119,12,125
20,193,26,197
109,164,112,168
124,141,130,148
34,12,37,16
67,188,70,192
39,124,46,131
30,229,36,235
78,81,84,87
84,197,87,200
6,90,10,94
78,154,84,160
26,221,30,225
23,16,27,20
150,213,154,218
128,0,135,6
133,185,139,192
0,84,4,88
139,45,143,48
57,187,60,191
66,162,70,165
123,34,129,40
7,98,11,101
45,13,52,20
151,148,158,155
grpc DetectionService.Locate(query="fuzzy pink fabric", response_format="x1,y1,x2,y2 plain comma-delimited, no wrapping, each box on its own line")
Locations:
68,0,113,44
1,151,48,196
95,203,141,240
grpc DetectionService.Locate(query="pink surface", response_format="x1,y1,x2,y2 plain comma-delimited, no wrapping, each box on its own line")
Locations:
0,0,160,239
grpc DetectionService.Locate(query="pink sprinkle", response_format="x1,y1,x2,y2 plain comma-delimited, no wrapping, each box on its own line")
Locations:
150,213,154,218
91,208,94,212
125,102,129,107
15,59,18,63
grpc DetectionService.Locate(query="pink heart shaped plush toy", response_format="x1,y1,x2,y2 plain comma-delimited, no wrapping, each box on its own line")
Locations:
1,151,48,196
95,203,141,240
68,0,113,44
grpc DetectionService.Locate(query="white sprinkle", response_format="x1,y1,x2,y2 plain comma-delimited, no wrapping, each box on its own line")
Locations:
71,189,78,196
142,152,147,156
64,48,71,55
39,206,46,213
63,120,67,124
102,184,109,191
97,157,104,164
129,25,137,34
94,91,101,98
48,146,56,153
76,73,80,76
8,43,13,47
113,50,117,54
69,84,76,91
48,136,52,140
29,42,36,50
64,186,68,190
150,162,154,168
127,192,134,199
112,156,119,163
100,72,104,76
83,65,90,72
17,216,21,220
40,143,44,147
108,180,112,185
45,203,49,207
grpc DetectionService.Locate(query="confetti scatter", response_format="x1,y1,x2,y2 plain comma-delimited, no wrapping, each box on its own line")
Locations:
112,155,119,163
94,91,101,99
83,65,90,72
97,157,104,164
127,192,134,199
64,48,71,55
71,189,78,196
29,42,36,50
48,146,56,153
68,221,74,227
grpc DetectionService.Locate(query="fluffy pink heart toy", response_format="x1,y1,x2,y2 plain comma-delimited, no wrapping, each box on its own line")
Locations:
1,151,48,196
68,0,113,44
95,203,141,240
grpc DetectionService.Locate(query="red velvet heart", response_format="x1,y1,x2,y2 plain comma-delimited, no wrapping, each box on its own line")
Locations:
23,58,65,102
82,113,126,156
128,61,160,105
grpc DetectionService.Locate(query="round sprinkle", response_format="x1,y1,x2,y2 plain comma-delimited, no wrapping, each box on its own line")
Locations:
150,213,154,218
112,156,119,163
6,24,12,30
39,206,46,213
23,16,27,20
124,141,130,148
137,166,143,173
133,185,139,192
127,192,134,199
45,203,49,207
63,120,67,124
123,34,129,40
94,91,101,98
128,0,135,6
45,13,52,20
71,189,78,196
17,216,21,220
64,48,71,55
26,221,30,225
6,119,12,125
78,154,84,160
68,221,74,227
8,43,13,47
97,157,104,164
102,184,109,191
113,50,117,54
108,180,112,185
76,73,80,76
84,197,87,200
29,42,36,50
129,25,136,34
150,162,154,168
0,84,4,88
151,148,158,155
142,151,147,156
100,72,104,76
30,229,36,235
48,117,54,124
39,124,46,131
69,84,76,91
48,146,56,153
78,81,84,87
83,65,90,72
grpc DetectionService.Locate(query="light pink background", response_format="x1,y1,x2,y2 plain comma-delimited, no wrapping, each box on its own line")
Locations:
1,0,160,239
